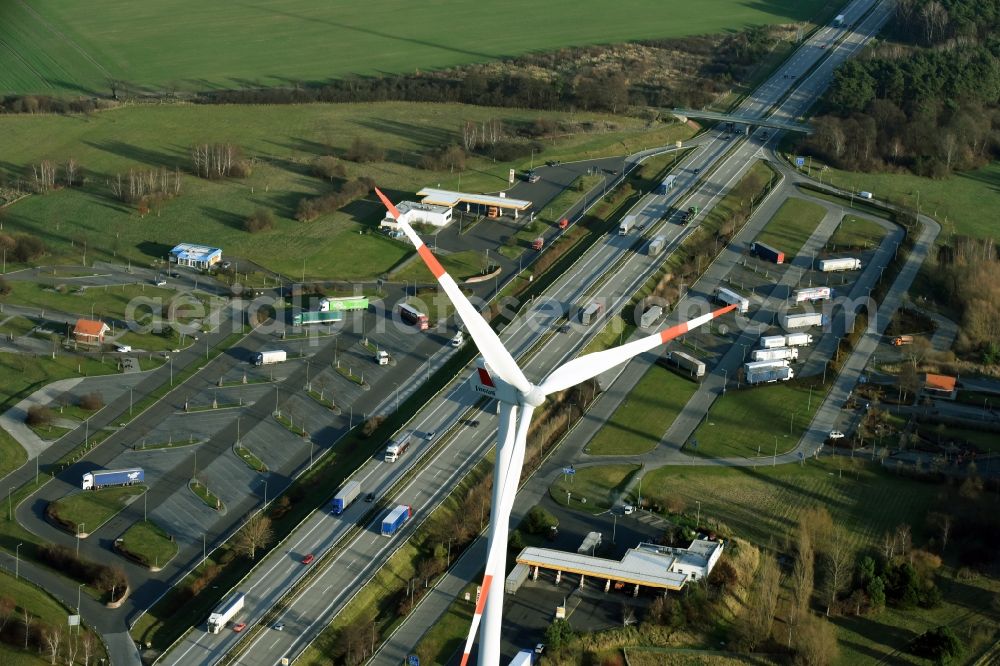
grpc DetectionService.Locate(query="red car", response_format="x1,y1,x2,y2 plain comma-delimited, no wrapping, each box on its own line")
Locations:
233,623,247,633
301,553,315,565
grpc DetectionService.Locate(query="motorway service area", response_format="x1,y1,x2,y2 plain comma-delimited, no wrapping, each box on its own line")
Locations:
4,1,994,665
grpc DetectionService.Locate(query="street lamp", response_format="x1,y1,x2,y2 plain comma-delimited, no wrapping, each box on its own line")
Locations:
696,500,701,530
15,542,22,580
76,523,85,555
393,383,400,412
77,583,84,612
123,384,134,416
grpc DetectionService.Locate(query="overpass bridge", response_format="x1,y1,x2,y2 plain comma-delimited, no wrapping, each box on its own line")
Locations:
673,108,813,134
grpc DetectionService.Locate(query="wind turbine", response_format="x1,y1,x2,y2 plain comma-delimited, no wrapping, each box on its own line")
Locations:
375,188,734,665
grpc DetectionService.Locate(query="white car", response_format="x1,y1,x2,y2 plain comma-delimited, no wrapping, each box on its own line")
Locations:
154,278,167,286
451,331,465,347
828,430,845,440
535,643,545,655
115,345,132,353
623,505,635,515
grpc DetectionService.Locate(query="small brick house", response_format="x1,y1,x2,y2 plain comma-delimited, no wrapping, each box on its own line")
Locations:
73,319,110,345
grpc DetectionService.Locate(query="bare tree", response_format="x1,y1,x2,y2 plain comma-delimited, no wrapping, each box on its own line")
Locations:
740,550,782,650
64,158,80,187
234,513,273,560
98,566,128,602
81,632,93,666
789,526,815,640
622,604,637,627
822,529,852,616
65,630,79,666
895,524,912,557
43,624,62,664
23,608,32,649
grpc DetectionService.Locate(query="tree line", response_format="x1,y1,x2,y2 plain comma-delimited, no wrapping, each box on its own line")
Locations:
799,0,1000,176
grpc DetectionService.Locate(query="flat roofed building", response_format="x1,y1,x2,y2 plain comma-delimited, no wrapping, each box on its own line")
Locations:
169,243,222,269
515,538,724,594
924,373,957,399
416,187,532,218
380,201,453,230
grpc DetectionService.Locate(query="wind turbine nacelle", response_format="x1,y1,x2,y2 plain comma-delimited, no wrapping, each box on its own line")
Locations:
473,358,520,404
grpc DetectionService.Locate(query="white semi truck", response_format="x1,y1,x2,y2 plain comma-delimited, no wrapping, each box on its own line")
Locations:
667,350,705,378
207,592,245,634
384,434,412,462
781,312,824,329
751,346,799,362
818,257,861,272
254,350,287,366
745,360,794,384
714,286,749,314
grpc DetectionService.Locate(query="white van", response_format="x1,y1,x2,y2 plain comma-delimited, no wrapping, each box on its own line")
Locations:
451,331,464,347
858,191,873,200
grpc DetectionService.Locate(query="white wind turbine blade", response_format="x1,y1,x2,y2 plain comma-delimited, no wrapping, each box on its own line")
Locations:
538,303,737,395
458,403,519,666
375,187,532,395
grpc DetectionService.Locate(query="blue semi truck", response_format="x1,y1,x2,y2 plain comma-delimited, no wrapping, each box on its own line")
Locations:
381,505,412,536
81,467,144,490
331,480,362,515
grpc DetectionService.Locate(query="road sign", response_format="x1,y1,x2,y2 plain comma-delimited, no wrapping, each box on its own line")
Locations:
562,467,576,475
408,656,421,666
795,156,806,167
67,614,80,627
508,168,515,184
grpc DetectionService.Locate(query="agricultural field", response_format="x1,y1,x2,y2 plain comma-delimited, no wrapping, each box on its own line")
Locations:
2,0,830,95
2,103,691,281
689,380,827,459
753,197,827,260
588,364,697,456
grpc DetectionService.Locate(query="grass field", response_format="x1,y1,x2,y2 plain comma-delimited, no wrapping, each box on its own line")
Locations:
47,485,145,534
753,197,827,259
588,364,697,456
827,214,886,253
0,315,39,338
690,380,826,458
549,464,640,513
1,281,187,321
817,160,1000,240
0,351,121,478
1,1,829,95
2,103,691,280
0,570,106,666
643,457,932,551
117,520,178,569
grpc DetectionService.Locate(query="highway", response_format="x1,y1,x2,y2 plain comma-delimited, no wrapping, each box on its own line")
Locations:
164,2,895,663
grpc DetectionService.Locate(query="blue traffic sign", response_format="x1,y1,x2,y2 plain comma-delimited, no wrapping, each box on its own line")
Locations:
795,156,806,167
408,656,420,666
562,467,576,475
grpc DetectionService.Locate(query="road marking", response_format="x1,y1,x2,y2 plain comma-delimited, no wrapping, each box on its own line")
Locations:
270,638,281,649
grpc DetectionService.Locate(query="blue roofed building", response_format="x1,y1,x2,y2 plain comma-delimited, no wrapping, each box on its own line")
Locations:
169,243,222,269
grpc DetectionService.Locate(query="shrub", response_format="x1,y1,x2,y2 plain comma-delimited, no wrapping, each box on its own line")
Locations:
244,208,274,233
345,137,385,163
911,626,961,664
12,234,46,262
523,506,557,534
312,156,347,181
25,405,54,426
78,392,104,411
0,277,10,296
361,415,385,438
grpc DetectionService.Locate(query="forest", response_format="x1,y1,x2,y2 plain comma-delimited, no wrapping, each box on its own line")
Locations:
800,0,1000,176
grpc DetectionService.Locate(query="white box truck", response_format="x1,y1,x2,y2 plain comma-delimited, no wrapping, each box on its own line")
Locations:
208,592,245,634
784,332,814,346
618,216,636,235
647,235,667,256
639,305,663,329
781,312,824,329
760,335,787,349
751,346,799,362
254,350,286,366
580,302,603,326
331,480,362,515
714,286,749,314
818,257,861,272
